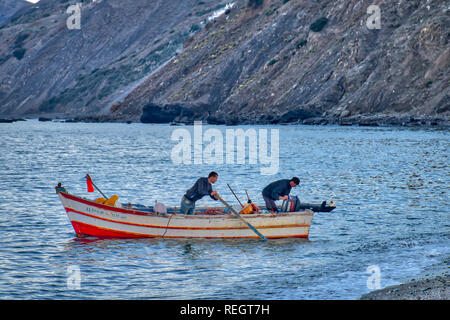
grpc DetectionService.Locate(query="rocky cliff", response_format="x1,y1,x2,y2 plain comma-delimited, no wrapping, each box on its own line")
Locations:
110,0,449,126
0,0,230,118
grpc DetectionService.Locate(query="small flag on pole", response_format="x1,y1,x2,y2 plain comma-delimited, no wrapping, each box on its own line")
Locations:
86,174,94,192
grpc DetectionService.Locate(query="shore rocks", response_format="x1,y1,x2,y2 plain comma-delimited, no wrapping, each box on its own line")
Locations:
0,118,25,123
360,274,449,300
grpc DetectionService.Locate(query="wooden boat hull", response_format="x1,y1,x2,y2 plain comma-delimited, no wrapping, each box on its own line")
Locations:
58,192,314,239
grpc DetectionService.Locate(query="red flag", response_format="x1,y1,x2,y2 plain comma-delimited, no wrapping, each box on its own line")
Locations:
86,174,94,192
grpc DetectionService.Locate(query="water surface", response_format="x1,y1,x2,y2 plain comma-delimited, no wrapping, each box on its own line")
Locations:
0,120,448,299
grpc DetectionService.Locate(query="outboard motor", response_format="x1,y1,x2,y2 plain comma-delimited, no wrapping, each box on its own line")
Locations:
281,196,301,212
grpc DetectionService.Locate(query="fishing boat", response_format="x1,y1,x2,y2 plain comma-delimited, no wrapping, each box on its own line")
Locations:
55,185,320,240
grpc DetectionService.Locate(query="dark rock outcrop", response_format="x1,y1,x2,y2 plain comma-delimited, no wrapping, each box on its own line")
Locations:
279,108,321,123
141,103,195,123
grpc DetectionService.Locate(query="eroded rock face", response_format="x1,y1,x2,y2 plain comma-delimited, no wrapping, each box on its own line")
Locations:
0,0,27,26
2,0,448,125
111,0,449,125
0,0,230,118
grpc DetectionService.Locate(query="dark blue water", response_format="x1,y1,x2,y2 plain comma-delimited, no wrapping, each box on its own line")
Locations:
0,120,448,299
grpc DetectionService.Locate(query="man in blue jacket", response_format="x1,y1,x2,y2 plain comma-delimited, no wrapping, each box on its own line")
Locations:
180,172,219,215
262,177,300,213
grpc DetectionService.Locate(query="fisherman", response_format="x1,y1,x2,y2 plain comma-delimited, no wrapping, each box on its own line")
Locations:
180,171,219,215
262,177,300,213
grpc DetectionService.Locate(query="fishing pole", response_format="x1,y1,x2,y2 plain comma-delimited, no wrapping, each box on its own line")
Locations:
245,190,252,203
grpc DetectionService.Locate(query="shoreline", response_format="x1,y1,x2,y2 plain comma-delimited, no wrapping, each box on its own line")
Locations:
360,272,449,300
1,115,449,128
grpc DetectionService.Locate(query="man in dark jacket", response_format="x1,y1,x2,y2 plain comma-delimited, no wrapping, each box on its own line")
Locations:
262,177,300,213
180,172,219,215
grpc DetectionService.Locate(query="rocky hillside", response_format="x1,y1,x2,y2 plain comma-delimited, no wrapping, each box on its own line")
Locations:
0,0,27,26
0,0,231,118
111,0,449,126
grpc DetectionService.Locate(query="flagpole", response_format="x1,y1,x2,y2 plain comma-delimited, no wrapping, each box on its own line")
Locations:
86,174,108,199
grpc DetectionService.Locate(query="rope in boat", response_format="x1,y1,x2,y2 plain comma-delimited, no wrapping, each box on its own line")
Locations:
161,214,173,239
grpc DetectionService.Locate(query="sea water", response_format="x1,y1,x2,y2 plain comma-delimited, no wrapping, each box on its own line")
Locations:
0,120,448,299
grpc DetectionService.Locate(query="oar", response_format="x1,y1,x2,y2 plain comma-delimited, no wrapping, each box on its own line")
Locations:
215,195,267,242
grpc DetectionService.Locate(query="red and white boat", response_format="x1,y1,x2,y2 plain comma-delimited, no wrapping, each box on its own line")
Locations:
56,187,314,239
